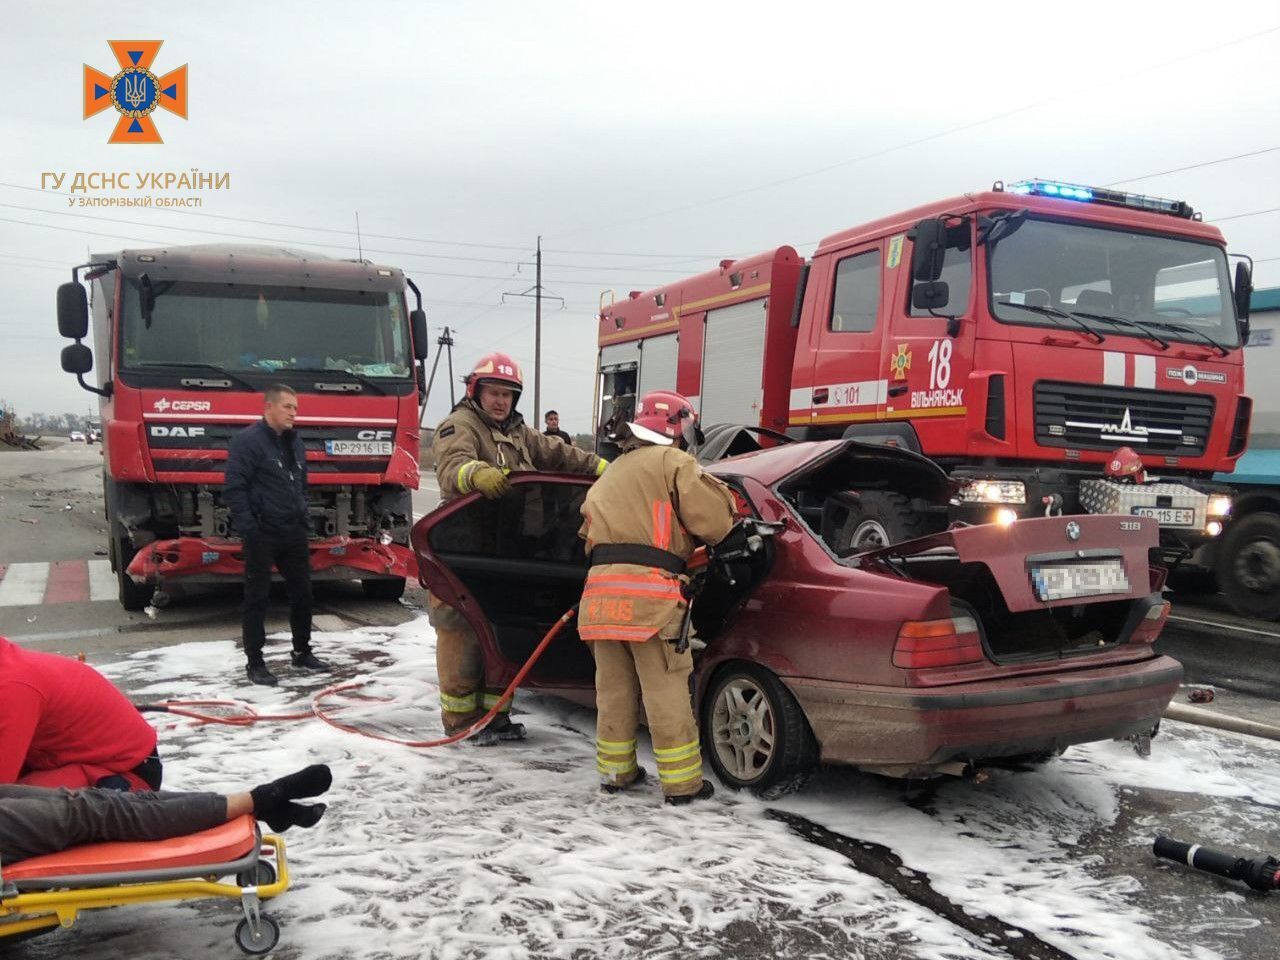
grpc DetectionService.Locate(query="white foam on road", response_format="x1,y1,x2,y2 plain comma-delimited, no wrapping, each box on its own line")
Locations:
0,562,49,606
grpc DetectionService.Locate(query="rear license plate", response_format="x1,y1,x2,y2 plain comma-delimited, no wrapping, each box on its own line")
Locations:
1131,506,1195,526
325,440,392,456
1031,561,1130,602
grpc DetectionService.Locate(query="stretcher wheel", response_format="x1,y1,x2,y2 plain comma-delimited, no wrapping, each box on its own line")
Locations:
237,861,277,886
234,913,280,955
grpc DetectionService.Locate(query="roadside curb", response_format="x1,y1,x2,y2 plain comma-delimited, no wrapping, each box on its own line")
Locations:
1164,702,1280,743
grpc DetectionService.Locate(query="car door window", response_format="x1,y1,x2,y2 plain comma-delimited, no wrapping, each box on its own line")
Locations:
427,481,590,565
829,250,882,332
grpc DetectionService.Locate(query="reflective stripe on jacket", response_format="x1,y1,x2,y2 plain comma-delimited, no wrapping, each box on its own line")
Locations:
578,443,735,641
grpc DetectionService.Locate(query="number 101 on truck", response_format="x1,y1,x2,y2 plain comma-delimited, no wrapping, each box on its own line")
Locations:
595,180,1254,561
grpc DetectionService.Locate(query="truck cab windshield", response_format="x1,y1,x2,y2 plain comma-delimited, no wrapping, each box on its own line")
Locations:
120,281,412,378
987,218,1238,349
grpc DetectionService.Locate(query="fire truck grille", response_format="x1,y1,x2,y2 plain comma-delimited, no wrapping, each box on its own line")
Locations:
1033,381,1214,457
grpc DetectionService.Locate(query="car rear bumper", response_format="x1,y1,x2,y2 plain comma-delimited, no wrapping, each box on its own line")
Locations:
784,655,1183,777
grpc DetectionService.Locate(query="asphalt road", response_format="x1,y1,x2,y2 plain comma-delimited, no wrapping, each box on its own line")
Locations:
2,441,1279,959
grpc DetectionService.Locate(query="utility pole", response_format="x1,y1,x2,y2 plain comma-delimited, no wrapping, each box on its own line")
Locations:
503,236,562,425
418,326,456,429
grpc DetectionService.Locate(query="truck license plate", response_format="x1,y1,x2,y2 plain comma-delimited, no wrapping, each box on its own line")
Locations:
1031,561,1130,602
1131,506,1195,526
325,440,393,456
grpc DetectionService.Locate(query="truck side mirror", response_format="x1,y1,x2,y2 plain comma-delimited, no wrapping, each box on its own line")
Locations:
61,342,93,375
1234,261,1253,341
57,282,88,339
910,218,947,283
410,308,429,361
912,280,950,312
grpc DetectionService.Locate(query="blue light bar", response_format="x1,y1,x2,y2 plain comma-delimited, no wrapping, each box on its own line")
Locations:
997,179,1195,219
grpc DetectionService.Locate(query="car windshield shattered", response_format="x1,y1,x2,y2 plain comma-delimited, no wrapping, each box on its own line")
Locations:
120,280,412,378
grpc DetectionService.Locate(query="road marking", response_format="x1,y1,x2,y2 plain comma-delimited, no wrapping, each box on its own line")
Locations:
1169,613,1280,640
44,559,89,604
0,563,50,606
88,559,115,601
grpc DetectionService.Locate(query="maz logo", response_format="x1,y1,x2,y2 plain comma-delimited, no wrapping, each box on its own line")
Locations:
1066,406,1182,441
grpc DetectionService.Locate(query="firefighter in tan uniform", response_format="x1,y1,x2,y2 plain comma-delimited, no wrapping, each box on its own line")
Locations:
578,390,735,804
431,352,607,744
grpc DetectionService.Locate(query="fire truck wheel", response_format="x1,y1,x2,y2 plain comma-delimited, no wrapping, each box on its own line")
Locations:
702,663,817,795
1218,511,1280,620
361,577,406,601
838,491,929,551
114,535,152,612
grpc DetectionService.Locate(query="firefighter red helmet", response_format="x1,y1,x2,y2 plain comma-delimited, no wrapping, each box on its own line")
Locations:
1105,446,1146,484
628,390,702,447
465,352,523,403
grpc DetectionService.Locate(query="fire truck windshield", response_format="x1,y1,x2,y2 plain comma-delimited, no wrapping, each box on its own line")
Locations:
120,281,412,378
987,218,1238,348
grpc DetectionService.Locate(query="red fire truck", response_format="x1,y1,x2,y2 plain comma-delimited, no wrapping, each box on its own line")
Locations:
596,180,1254,562
56,244,428,610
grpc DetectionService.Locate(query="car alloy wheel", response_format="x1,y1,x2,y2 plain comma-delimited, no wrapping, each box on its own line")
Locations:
703,664,817,794
711,676,776,782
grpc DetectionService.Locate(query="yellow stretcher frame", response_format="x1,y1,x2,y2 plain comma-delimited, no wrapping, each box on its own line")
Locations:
0,833,290,955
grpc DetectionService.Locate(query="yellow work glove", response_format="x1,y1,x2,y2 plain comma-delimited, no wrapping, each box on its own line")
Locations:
471,465,511,499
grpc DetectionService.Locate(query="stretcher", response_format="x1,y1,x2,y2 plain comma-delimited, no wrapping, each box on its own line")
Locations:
0,815,289,955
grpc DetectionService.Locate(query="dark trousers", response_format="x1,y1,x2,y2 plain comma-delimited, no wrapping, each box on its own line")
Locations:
0,783,226,864
242,529,312,664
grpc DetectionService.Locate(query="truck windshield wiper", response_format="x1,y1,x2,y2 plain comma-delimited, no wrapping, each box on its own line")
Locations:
1069,311,1169,351
135,361,256,390
311,368,387,395
1144,320,1230,357
997,301,1105,344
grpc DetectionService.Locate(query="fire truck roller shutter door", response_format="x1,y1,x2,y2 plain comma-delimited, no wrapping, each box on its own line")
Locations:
700,299,767,429
637,333,679,400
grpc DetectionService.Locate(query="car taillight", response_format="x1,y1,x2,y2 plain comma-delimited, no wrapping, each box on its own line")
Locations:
893,616,984,668
1130,600,1171,645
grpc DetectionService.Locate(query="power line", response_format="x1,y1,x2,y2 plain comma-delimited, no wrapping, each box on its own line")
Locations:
1104,146,1280,187
1210,205,1280,223
546,23,1280,240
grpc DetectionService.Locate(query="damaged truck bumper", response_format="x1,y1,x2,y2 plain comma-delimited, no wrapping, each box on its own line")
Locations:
785,655,1183,778
126,536,417,584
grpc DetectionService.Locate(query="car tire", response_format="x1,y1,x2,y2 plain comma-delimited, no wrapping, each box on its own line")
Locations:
702,663,817,795
1217,511,1280,620
837,490,930,552
361,577,406,601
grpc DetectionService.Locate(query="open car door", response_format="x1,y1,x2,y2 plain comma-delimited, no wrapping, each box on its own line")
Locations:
410,474,599,705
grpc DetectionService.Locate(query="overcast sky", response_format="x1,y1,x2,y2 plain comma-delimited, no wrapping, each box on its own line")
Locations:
3,0,1280,428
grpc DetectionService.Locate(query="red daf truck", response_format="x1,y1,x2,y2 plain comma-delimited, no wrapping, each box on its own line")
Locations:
56,244,428,610
596,180,1254,566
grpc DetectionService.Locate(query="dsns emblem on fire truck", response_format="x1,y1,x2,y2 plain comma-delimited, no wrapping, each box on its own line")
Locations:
83,41,188,144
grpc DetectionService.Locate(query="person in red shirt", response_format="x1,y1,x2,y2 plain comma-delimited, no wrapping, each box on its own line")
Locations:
0,637,161,791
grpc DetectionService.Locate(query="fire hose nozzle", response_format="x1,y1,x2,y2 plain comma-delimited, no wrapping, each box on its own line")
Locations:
1154,836,1280,892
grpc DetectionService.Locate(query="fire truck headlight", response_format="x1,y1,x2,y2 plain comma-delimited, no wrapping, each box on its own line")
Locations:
1207,495,1232,518
958,479,1027,505
1205,520,1224,538
995,508,1019,527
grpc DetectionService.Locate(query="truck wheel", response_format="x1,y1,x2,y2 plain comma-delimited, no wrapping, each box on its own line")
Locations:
361,577,406,601
1218,512,1280,620
1165,565,1218,597
702,663,817,795
113,531,152,612
838,491,929,551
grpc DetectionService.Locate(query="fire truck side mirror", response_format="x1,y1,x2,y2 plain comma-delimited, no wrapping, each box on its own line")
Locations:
410,308,429,361
909,218,947,283
911,280,950,312
1234,261,1253,337
60,342,93,375
57,282,89,340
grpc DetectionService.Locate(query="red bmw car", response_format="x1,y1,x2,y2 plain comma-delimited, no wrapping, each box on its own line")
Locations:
411,438,1181,792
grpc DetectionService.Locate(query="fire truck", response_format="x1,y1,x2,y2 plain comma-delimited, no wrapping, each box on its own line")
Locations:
596,180,1254,561
56,244,428,610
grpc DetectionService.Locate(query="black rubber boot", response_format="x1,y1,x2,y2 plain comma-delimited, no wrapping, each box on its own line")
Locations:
291,650,329,671
246,661,278,687
250,765,333,831
469,716,528,746
665,780,715,807
601,766,648,794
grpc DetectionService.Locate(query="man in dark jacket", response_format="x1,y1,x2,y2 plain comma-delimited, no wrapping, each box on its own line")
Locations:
224,384,326,686
543,410,573,445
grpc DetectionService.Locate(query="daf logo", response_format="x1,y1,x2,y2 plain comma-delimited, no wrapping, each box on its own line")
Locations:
356,429,393,441
150,425,205,438
1065,521,1081,542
